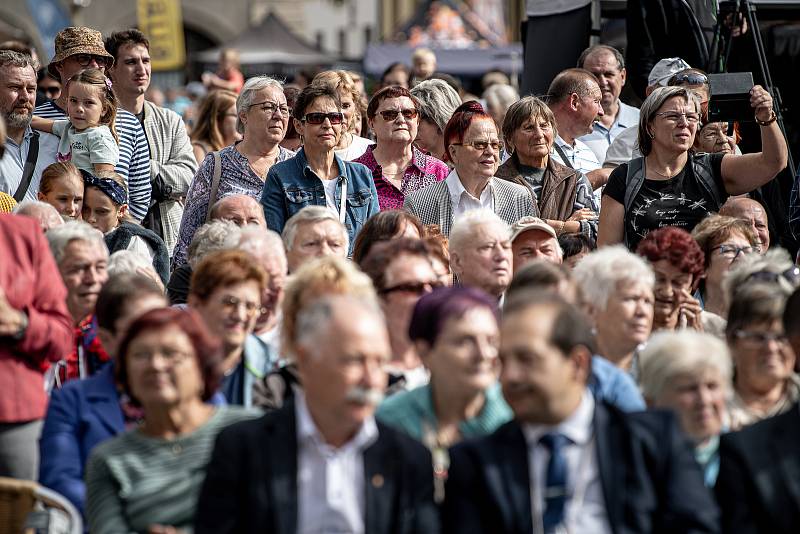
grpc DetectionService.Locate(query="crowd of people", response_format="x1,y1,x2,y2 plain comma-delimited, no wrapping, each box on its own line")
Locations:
0,20,798,534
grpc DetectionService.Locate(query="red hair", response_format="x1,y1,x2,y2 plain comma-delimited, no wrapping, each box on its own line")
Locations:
442,101,493,163
636,227,705,287
115,307,224,405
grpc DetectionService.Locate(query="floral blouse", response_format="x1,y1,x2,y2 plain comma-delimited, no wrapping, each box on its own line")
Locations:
353,145,449,210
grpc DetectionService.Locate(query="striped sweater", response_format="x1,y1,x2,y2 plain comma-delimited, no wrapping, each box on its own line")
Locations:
85,406,258,533
34,101,152,220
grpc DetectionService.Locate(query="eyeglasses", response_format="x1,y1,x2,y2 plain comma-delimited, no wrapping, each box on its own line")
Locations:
734,329,788,346
745,267,800,286
41,86,60,97
220,295,264,318
302,112,345,125
129,347,192,365
380,280,444,296
249,101,290,116
452,139,502,152
378,108,418,121
655,111,701,124
72,54,111,68
714,244,755,261
668,72,709,86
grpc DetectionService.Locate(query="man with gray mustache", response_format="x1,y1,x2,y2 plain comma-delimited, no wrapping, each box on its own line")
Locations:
196,294,440,534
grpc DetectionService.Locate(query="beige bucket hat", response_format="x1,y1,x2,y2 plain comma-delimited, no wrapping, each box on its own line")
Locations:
47,27,114,81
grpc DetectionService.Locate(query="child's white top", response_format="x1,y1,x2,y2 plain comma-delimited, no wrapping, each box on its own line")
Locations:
53,120,119,172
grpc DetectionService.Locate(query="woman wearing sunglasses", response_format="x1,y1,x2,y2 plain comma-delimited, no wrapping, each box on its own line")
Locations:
403,101,537,237
353,86,449,210
261,84,379,253
598,84,788,252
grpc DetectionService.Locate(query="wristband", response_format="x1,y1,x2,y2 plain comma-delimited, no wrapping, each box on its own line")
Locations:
755,109,777,126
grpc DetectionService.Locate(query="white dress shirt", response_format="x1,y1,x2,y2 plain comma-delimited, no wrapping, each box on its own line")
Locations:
445,169,494,220
523,390,612,534
295,391,379,534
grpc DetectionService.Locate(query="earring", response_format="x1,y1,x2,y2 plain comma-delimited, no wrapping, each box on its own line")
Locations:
648,131,655,139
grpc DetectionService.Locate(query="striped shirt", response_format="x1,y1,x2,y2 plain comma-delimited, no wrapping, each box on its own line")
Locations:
85,406,258,534
34,101,152,220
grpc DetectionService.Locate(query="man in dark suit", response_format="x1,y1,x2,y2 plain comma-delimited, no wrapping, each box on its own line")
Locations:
195,294,439,534
714,288,800,534
443,292,718,534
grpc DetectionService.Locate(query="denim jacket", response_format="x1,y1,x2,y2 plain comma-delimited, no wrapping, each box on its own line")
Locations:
260,147,379,252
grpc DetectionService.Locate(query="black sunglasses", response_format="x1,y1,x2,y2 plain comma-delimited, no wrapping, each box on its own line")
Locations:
380,281,443,296
73,54,111,68
302,112,345,125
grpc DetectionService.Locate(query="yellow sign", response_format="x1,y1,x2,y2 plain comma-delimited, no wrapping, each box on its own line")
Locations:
137,0,186,70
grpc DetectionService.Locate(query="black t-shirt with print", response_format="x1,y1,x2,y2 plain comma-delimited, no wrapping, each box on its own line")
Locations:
604,153,726,251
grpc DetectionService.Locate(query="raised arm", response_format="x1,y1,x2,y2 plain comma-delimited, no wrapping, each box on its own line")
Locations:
720,86,789,195
30,116,55,133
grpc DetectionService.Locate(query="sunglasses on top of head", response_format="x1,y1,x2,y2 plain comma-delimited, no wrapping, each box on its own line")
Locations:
301,112,345,125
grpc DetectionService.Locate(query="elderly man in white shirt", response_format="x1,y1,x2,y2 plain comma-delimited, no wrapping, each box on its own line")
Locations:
443,293,720,533
577,45,641,164
195,294,440,534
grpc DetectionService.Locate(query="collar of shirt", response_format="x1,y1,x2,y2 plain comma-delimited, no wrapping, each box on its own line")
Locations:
616,101,640,129
3,125,35,150
445,169,493,207
300,150,346,183
522,389,595,447
295,389,379,453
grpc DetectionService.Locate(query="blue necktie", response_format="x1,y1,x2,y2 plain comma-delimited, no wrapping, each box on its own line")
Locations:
539,433,571,533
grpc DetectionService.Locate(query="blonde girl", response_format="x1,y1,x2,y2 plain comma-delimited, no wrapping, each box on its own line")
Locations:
37,161,84,219
31,68,119,174
81,170,169,284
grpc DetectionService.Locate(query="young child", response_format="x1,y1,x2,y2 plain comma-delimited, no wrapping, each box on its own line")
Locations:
31,68,119,174
81,171,169,284
37,161,84,220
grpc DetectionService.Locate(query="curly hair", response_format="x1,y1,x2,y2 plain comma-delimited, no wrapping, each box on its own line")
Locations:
636,226,705,287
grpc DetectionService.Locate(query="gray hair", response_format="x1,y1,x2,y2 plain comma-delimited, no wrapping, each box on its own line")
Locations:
502,96,558,154
236,75,285,134
13,200,63,229
0,49,38,71
638,86,701,156
108,249,157,278
449,209,510,255
294,293,384,354
238,226,287,270
572,245,655,310
282,206,348,252
410,78,462,131
46,220,107,264
187,220,242,268
724,247,797,301
483,84,519,116
638,331,732,401
577,44,625,70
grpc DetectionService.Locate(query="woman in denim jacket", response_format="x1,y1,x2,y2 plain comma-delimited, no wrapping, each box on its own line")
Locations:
261,84,379,253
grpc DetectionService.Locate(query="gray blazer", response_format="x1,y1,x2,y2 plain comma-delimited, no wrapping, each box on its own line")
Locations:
402,177,538,236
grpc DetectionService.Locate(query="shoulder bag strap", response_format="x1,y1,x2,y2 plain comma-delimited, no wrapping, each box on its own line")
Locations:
204,151,223,223
553,143,574,170
14,131,40,202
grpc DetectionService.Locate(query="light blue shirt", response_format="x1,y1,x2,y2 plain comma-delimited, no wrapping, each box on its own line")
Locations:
0,127,52,202
579,100,641,163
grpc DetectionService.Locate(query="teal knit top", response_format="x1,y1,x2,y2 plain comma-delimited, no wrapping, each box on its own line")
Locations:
376,382,513,442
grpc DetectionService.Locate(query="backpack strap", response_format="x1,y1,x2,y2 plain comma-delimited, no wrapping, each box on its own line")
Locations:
691,153,723,211
204,151,223,223
623,157,646,248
